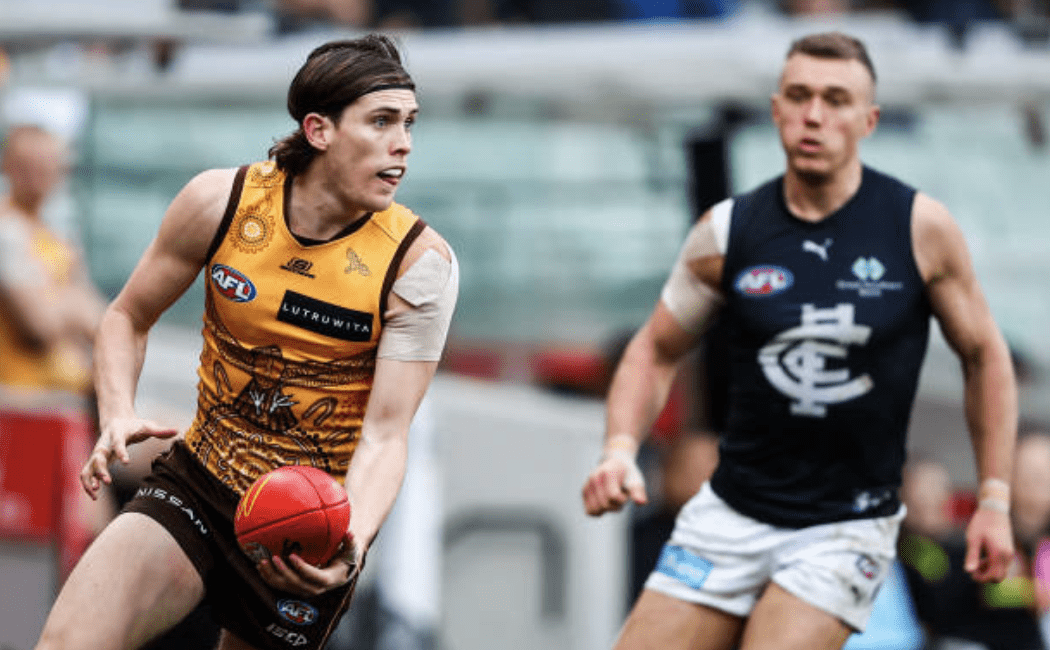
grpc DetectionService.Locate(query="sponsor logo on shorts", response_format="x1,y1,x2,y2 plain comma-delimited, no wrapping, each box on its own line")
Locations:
277,599,319,626
281,257,316,278
210,264,257,302
135,486,208,536
856,554,880,580
656,544,713,590
277,290,373,342
735,265,793,297
266,623,309,647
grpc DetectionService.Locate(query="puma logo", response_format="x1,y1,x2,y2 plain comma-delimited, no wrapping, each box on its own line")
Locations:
802,238,832,261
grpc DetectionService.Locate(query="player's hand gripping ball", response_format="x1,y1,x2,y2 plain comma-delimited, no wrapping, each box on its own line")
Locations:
235,466,351,567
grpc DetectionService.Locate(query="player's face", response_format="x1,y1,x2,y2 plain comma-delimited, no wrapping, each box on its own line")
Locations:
771,54,878,182
322,89,417,215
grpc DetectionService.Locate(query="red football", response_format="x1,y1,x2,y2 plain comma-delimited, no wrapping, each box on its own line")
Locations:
234,465,350,567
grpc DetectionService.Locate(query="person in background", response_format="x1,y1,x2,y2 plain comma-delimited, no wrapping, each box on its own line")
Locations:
1012,432,1050,648
899,453,1046,650
0,124,105,400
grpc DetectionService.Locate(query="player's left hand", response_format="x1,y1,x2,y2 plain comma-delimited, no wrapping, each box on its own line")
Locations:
964,505,1014,583
256,533,363,596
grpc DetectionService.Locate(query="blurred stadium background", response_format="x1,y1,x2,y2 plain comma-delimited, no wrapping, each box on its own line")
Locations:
1,0,1050,649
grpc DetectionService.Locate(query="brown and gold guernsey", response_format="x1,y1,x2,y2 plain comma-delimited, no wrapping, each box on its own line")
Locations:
183,161,425,496
0,219,91,393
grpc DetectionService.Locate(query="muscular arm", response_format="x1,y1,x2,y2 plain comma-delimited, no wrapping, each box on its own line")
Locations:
348,227,456,548
913,192,1017,581
83,168,236,496
346,356,438,551
583,211,726,516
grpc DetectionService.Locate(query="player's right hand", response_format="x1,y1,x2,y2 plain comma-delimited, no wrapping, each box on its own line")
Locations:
582,449,648,517
81,416,179,499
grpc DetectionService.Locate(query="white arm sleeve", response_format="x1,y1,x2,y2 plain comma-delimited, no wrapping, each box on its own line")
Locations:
377,247,460,362
658,198,732,334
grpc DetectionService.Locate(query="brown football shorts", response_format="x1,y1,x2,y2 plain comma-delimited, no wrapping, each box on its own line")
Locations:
123,441,357,650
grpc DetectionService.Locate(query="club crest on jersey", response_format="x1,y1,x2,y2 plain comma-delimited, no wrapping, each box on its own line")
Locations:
277,600,319,626
735,265,793,297
758,303,873,417
210,264,257,302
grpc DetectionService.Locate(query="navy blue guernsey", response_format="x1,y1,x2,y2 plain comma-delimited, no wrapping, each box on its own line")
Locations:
708,166,930,528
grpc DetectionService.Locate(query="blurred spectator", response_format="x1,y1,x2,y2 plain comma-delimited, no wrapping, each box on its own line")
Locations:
373,0,455,28
779,0,852,16
902,0,1008,23
274,0,372,31
0,124,105,400
483,0,615,23
1012,432,1050,647
1014,432,1050,555
899,455,1047,650
274,0,453,29
614,0,737,20
901,454,955,540
627,430,719,609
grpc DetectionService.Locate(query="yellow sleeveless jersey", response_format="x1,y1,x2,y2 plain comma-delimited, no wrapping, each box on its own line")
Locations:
183,161,425,496
0,218,91,393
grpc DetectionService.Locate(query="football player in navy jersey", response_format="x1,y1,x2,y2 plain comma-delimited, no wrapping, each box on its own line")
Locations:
582,31,1017,650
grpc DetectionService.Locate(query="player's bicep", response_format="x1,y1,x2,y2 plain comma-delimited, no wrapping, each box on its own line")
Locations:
914,194,997,356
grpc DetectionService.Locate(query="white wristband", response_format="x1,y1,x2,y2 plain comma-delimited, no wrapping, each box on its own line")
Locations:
978,498,1010,514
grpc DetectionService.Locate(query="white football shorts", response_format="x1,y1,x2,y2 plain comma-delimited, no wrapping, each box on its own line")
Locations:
644,482,905,631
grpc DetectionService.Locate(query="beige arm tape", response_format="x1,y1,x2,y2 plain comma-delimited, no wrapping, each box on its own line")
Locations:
658,198,732,334
377,247,460,362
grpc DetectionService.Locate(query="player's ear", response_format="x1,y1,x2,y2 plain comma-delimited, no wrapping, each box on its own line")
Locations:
303,112,333,151
865,103,880,137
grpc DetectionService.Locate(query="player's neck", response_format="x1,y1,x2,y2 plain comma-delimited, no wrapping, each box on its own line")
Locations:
782,161,863,223
288,173,370,241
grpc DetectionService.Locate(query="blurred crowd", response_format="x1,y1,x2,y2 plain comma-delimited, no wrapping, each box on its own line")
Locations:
177,0,1050,41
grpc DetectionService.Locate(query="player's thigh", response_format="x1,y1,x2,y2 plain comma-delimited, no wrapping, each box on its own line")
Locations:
739,583,852,650
36,512,205,650
615,588,744,650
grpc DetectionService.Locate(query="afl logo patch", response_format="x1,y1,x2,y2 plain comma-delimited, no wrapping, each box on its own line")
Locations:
735,265,793,296
210,264,257,302
277,599,319,626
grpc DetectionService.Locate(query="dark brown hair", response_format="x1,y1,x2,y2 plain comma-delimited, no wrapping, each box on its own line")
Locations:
269,34,415,176
786,32,876,84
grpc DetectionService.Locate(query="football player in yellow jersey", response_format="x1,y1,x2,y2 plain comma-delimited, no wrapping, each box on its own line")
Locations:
35,35,458,650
